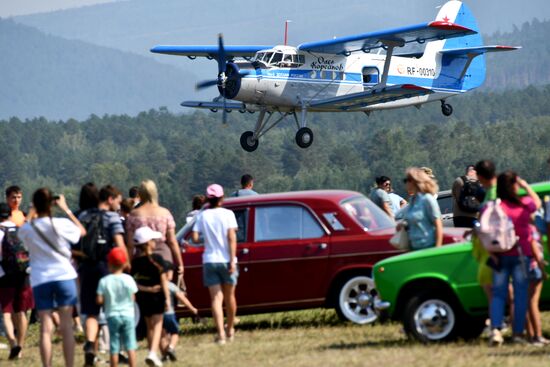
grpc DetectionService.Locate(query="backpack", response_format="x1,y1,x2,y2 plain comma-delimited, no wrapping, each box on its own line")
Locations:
477,199,518,253
76,209,109,262
1,225,29,274
457,176,483,213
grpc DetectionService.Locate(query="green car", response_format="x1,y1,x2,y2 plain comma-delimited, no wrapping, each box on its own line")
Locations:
373,181,550,343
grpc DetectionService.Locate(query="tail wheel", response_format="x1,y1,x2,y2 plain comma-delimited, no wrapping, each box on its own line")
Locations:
334,275,378,324
295,127,314,148
441,102,453,116
240,131,259,152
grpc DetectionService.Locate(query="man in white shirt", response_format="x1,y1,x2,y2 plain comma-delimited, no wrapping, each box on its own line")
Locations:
192,184,238,345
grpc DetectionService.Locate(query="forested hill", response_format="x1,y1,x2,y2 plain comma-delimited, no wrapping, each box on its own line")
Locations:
485,19,550,89
1,85,548,226
0,19,196,120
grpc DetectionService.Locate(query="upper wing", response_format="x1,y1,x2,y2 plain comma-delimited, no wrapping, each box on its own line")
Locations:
150,45,273,59
298,21,475,55
309,84,433,111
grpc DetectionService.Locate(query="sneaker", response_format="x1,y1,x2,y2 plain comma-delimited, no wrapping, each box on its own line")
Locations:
83,341,96,366
533,336,550,345
118,352,129,364
8,345,22,360
489,329,503,347
214,336,226,346
165,347,177,362
0,343,8,350
145,352,163,367
225,327,235,342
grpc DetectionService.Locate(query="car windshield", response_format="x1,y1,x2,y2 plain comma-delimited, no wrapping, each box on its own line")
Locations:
340,195,394,231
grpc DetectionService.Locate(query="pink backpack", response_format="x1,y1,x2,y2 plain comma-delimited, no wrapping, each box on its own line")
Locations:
477,199,518,253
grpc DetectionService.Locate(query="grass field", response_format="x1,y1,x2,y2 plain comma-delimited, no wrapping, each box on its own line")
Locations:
1,308,550,366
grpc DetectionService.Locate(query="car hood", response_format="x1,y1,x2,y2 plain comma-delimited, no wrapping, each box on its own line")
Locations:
374,241,472,268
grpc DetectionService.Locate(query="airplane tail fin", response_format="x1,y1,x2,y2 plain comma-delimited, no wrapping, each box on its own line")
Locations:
423,0,486,90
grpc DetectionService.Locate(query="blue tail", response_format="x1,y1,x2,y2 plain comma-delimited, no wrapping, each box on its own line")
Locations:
424,1,486,92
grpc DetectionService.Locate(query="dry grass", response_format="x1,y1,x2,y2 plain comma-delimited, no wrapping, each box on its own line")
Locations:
1,309,550,366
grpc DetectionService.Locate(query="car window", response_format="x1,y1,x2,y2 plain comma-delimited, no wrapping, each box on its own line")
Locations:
437,195,453,214
323,212,345,231
340,195,394,231
255,205,324,241
233,209,248,243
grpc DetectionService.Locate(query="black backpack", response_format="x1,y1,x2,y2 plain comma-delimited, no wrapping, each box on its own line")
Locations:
457,176,483,213
76,209,109,262
1,225,29,274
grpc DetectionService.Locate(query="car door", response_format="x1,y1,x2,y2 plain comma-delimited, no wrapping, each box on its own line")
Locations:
246,204,330,306
180,207,252,311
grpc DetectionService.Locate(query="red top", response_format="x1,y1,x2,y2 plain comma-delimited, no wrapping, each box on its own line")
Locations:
501,197,537,256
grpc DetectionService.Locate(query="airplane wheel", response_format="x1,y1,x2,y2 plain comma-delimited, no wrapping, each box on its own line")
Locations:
240,131,259,152
295,127,314,149
441,103,453,116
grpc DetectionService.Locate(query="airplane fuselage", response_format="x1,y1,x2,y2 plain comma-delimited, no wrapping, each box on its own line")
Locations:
232,46,463,112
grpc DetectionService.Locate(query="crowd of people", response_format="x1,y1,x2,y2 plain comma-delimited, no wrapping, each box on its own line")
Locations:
0,177,247,367
0,160,549,366
371,158,550,347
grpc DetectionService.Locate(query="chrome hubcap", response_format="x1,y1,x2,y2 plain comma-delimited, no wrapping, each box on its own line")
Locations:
339,276,378,324
413,300,455,340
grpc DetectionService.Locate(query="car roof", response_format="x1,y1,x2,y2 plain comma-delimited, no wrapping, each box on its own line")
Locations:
223,190,362,206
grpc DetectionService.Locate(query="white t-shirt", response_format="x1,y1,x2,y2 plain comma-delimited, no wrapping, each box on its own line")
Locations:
388,193,405,215
193,207,238,264
0,220,16,278
18,217,81,287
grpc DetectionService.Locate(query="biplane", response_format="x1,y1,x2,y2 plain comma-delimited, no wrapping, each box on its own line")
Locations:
151,0,518,152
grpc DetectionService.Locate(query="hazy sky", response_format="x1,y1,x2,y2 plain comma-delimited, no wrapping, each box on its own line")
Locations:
0,0,119,17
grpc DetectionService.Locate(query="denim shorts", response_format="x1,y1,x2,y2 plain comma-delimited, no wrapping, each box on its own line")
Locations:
32,279,78,311
107,315,137,354
163,313,179,335
203,262,239,287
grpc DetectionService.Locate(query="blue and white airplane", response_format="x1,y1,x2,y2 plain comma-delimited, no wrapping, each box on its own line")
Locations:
151,0,518,152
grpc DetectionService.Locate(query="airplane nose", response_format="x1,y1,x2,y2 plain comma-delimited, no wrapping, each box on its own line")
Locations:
218,62,242,99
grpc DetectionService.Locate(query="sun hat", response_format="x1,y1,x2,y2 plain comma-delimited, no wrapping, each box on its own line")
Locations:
134,226,162,245
206,184,224,198
107,247,127,266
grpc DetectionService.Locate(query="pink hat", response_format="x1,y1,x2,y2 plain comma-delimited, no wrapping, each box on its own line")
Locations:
206,184,224,198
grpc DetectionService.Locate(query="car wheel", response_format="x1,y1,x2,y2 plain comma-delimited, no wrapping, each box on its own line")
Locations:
335,275,378,324
403,291,459,342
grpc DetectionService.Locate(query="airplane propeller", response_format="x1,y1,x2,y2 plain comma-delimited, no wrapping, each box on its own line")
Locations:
195,33,250,124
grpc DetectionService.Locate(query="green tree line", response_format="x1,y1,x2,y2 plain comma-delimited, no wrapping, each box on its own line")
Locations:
1,85,549,226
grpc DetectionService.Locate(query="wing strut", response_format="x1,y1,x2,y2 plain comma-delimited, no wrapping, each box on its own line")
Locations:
379,39,405,87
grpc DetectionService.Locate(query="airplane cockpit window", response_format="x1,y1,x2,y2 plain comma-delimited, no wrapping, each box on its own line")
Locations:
270,52,283,65
262,52,273,63
255,52,265,62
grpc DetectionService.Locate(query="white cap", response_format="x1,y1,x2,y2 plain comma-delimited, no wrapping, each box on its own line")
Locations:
134,226,162,244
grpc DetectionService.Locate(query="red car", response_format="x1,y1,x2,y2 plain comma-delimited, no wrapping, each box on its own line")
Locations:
177,190,465,324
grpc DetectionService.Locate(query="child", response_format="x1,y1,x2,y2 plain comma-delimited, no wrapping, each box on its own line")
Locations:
161,265,200,361
131,226,170,367
96,247,138,367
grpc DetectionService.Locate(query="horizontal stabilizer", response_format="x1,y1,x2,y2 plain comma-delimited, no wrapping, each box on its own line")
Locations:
181,100,247,111
310,84,433,111
439,45,520,56
151,45,273,59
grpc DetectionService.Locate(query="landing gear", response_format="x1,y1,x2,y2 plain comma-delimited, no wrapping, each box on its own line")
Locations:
295,127,314,148
240,131,259,152
238,104,314,152
441,100,453,116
